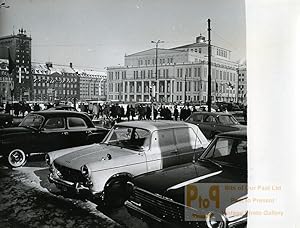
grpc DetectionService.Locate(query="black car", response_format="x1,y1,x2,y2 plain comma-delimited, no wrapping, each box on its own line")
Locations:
0,110,109,168
125,131,247,228
0,113,13,128
186,111,246,139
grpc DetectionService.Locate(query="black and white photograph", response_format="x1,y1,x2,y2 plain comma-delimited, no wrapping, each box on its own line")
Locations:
0,0,299,227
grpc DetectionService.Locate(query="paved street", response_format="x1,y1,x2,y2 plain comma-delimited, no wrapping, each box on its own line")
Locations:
0,156,149,228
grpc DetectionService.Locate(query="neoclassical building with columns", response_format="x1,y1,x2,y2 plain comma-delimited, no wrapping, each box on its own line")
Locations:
107,35,240,104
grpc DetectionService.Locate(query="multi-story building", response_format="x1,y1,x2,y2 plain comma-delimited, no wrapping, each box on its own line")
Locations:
74,67,107,101
0,59,14,103
237,63,247,104
31,62,107,102
31,62,80,102
107,35,240,104
0,29,32,101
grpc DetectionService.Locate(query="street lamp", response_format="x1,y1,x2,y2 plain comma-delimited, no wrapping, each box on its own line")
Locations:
150,39,164,120
199,19,212,111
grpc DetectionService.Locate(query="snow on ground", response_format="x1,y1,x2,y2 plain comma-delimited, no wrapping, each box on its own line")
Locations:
0,158,149,228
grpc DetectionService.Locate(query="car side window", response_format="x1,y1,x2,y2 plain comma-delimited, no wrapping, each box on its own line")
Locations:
174,127,202,150
205,138,233,158
44,117,65,130
192,114,204,122
205,115,216,123
151,129,176,153
67,117,87,129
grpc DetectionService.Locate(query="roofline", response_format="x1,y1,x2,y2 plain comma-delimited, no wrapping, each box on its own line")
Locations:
125,48,184,57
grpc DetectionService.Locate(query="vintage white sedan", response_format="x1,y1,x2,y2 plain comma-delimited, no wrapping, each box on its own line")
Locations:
46,120,208,208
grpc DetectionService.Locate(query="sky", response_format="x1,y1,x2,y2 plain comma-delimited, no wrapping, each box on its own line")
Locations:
0,0,246,71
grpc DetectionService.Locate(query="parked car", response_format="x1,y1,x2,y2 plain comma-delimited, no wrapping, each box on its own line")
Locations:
0,110,109,168
204,194,247,228
0,113,13,128
125,130,247,228
185,111,246,139
46,120,209,208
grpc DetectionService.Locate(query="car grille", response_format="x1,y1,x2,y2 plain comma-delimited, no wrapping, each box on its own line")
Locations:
132,187,185,222
54,163,85,183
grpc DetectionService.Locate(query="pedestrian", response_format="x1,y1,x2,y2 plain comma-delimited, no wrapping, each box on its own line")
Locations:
5,101,11,114
165,107,172,120
146,105,151,120
130,105,135,121
125,104,131,121
173,105,179,121
21,102,26,117
192,105,197,112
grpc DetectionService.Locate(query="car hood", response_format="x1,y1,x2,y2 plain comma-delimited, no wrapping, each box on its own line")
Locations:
54,143,136,170
132,160,246,204
0,126,32,136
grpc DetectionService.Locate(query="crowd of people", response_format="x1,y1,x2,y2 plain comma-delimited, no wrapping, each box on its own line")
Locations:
83,102,198,123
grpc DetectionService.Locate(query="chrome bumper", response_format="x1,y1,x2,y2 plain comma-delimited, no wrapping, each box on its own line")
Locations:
48,173,90,193
125,200,165,223
125,200,247,228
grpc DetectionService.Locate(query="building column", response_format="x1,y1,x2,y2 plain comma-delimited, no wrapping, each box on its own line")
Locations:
134,81,137,101
141,80,144,101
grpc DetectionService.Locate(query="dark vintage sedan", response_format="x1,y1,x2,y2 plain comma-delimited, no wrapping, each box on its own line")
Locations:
186,111,246,139
0,110,109,168
0,113,13,128
125,131,247,228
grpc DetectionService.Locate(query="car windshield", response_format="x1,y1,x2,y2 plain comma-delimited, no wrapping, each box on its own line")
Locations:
19,114,44,129
217,115,239,125
104,126,150,151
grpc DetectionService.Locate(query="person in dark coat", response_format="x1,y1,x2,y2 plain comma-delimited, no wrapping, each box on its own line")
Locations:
146,105,151,120
5,101,11,114
192,106,197,112
165,107,172,120
125,104,131,121
173,105,179,121
130,105,136,120
33,103,41,111
154,107,158,120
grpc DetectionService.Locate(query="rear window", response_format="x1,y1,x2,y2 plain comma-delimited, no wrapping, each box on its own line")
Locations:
67,117,87,128
189,114,204,122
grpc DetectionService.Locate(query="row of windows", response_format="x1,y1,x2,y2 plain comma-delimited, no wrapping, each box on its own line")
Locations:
217,48,228,58
138,58,174,66
34,89,77,95
33,82,78,89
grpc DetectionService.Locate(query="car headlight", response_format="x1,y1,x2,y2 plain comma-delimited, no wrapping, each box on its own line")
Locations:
80,165,91,178
206,211,227,228
45,154,51,166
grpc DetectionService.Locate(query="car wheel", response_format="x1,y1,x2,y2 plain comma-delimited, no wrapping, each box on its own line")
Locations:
104,177,131,209
7,149,27,168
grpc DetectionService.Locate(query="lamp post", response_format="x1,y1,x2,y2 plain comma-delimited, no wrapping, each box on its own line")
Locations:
151,40,164,120
207,19,212,112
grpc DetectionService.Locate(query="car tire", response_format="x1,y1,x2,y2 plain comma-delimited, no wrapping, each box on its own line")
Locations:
104,177,131,209
7,149,27,168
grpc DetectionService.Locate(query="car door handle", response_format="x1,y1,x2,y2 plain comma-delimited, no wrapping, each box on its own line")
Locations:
170,151,178,154
62,132,69,135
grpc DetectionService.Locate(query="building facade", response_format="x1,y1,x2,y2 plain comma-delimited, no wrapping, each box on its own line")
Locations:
107,35,240,104
0,59,14,103
0,29,32,101
31,62,107,102
32,62,80,102
237,63,247,104
74,68,107,101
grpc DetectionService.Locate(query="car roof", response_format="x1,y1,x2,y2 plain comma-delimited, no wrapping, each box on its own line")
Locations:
191,111,232,116
30,110,86,118
217,130,247,139
116,120,196,131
